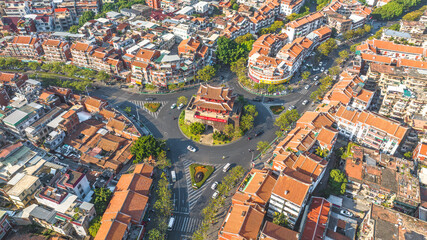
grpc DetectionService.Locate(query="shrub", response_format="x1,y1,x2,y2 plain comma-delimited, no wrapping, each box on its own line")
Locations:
144,102,161,112
189,164,214,188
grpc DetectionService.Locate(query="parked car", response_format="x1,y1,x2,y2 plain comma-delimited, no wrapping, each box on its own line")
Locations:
187,145,196,152
319,61,323,66
340,209,354,217
302,100,309,105
212,191,219,199
252,97,262,102
255,130,264,137
211,181,219,190
120,85,128,88
171,103,177,109
304,84,310,90
288,105,296,111
321,67,325,72
314,76,319,81
177,103,184,109
315,81,320,86
145,97,155,101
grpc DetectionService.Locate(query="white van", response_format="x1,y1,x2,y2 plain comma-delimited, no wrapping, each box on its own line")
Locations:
171,170,176,182
223,163,231,172
168,217,175,231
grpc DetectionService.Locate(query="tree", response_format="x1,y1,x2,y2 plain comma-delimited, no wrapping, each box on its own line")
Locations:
240,114,254,131
156,150,171,169
124,106,132,115
230,58,247,77
234,33,255,45
274,109,300,130
328,169,347,195
28,62,40,71
257,141,269,154
88,216,101,237
79,10,95,26
244,104,258,118
272,212,289,227
96,71,110,82
197,65,216,82
318,38,337,56
338,50,349,60
190,122,205,135
372,1,403,20
130,135,166,163
329,66,341,76
224,124,235,138
363,24,372,33
301,71,310,80
92,187,113,215
177,96,188,106
404,151,413,159
69,25,79,33
232,3,239,10
216,36,246,65
148,229,163,240
315,147,329,158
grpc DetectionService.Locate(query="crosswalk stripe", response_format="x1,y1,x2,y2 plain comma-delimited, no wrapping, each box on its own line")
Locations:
181,217,188,232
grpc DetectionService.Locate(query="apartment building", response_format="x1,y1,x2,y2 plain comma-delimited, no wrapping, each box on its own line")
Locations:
70,41,95,68
146,0,160,9
248,34,314,84
25,107,63,144
75,0,100,16
285,12,326,41
249,11,275,34
223,14,251,40
3,102,44,136
6,175,42,208
54,8,75,31
333,104,409,155
268,173,311,227
42,39,72,62
356,39,427,72
280,0,306,16
89,47,124,74
3,1,30,16
323,73,374,111
4,35,43,58
57,169,91,199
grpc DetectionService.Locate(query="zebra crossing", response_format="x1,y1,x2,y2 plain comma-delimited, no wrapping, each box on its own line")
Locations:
182,159,224,211
299,88,309,95
172,215,202,233
131,100,168,119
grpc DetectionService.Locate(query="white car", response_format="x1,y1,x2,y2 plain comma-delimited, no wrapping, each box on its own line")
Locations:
304,85,310,90
288,105,296,111
319,61,323,66
187,145,196,152
302,100,309,105
212,191,219,199
171,103,177,109
314,76,319,80
211,181,219,190
315,81,320,86
340,209,354,217
177,103,184,110
321,67,325,72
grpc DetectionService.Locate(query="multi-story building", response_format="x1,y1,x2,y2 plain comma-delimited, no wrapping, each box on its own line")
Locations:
268,173,311,228
356,39,427,72
344,144,420,215
413,142,427,165
54,8,75,31
146,0,160,9
249,11,275,34
25,107,63,144
89,47,124,74
42,39,72,62
6,175,42,208
57,169,91,199
333,104,409,155
70,41,95,68
0,211,12,239
4,35,43,58
280,0,306,16
3,102,44,136
3,1,30,16
285,12,326,41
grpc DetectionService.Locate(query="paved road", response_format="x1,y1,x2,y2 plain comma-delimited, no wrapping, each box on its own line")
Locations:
90,58,324,239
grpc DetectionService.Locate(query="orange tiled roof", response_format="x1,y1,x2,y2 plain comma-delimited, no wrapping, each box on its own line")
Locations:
220,204,265,239
296,111,335,132
115,173,152,196
272,174,310,206
133,163,154,178
104,190,149,223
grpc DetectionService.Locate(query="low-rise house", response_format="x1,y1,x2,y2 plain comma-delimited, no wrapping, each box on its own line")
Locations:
259,221,299,240
2,102,44,136
0,211,12,239
413,142,427,165
5,174,41,208
300,197,331,240
57,169,91,199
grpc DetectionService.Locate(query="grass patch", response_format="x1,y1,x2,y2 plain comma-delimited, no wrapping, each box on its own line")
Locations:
179,111,201,142
189,163,214,189
144,102,161,112
270,105,285,115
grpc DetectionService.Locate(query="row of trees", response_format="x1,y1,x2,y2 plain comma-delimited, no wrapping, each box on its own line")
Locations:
402,5,427,21
192,166,246,240
317,38,338,56
88,187,113,237
310,75,334,101
148,172,173,240
258,21,284,35
342,25,372,41
130,135,171,169
372,0,422,20
274,109,300,132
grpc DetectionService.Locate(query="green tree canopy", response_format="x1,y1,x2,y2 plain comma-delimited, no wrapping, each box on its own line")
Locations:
177,96,188,105
257,141,269,153
92,187,113,215
216,37,246,65
88,216,102,238
274,109,300,130
329,66,341,76
197,65,216,82
328,169,348,195
189,122,205,135
244,104,258,117
69,25,79,33
272,212,289,227
301,71,310,80
130,135,166,163
318,38,337,56
79,11,95,26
